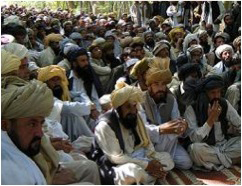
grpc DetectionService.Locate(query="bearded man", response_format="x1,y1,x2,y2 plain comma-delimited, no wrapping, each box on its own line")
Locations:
184,75,241,170
92,82,174,185
142,57,193,170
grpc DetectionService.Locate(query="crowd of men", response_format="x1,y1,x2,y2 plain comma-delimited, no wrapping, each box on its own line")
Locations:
1,1,241,185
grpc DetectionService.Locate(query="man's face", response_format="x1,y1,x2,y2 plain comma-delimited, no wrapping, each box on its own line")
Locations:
157,47,169,58
190,50,202,64
224,15,233,25
75,55,89,68
174,32,183,42
106,36,115,43
91,46,102,59
215,37,225,48
2,116,45,157
46,76,63,99
148,81,167,103
134,46,145,60
206,87,222,102
205,24,213,35
145,34,154,44
221,50,233,65
17,57,30,81
64,24,73,33
199,34,208,43
15,34,26,45
49,41,60,53
118,101,138,129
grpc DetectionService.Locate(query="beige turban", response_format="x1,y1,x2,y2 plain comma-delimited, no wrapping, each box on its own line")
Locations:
111,82,150,148
233,36,241,48
146,57,172,86
111,82,144,109
1,76,54,119
3,43,28,59
120,36,133,48
130,57,152,78
168,27,185,43
1,49,21,75
215,44,234,59
44,34,63,46
153,42,169,56
38,65,70,101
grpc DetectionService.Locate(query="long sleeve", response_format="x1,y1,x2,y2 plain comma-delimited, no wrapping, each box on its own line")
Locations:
63,100,91,116
171,98,180,119
95,121,148,169
90,62,111,76
226,100,241,131
184,105,212,142
217,1,225,20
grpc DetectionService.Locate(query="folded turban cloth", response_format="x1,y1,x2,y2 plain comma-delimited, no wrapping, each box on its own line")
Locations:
63,43,79,56
183,33,199,52
187,44,204,55
37,65,70,101
120,36,133,48
215,44,234,59
155,32,168,41
92,37,106,46
4,15,21,25
130,57,152,78
153,41,170,56
111,82,144,109
1,49,21,75
3,43,28,59
44,33,63,46
168,27,185,43
1,76,54,119
145,57,172,86
69,32,82,40
196,75,224,93
63,21,72,28
233,36,241,48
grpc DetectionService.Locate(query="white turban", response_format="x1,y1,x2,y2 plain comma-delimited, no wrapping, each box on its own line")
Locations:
183,33,199,52
111,82,144,109
215,44,234,59
3,43,28,59
2,76,54,119
1,49,21,75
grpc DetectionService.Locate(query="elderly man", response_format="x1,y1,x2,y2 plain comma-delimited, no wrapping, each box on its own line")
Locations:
92,82,174,185
38,65,94,141
1,77,53,184
184,75,241,171
3,43,30,81
37,33,63,67
213,44,234,75
142,57,193,170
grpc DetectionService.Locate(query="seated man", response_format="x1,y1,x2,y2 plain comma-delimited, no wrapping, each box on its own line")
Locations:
93,82,174,185
142,57,193,170
184,75,241,171
1,77,53,184
38,65,94,141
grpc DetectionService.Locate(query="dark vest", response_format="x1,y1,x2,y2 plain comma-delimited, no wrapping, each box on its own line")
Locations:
192,98,228,145
89,109,125,185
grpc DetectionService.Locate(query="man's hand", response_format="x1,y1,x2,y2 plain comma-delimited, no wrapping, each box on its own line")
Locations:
52,167,77,185
159,119,187,135
51,138,73,153
145,160,167,179
207,100,222,127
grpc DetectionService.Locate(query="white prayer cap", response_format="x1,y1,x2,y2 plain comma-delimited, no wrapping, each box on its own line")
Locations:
99,94,111,105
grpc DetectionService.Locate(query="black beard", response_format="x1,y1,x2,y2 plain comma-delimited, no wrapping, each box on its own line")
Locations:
52,85,63,100
8,128,41,157
75,65,93,83
223,59,233,68
150,90,167,104
119,113,138,130
210,98,222,105
146,39,155,48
